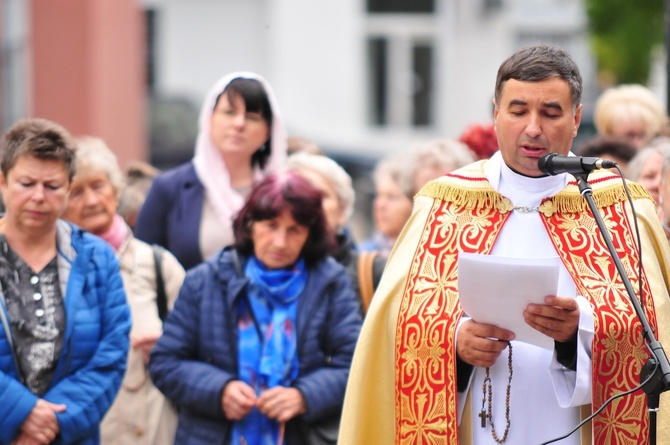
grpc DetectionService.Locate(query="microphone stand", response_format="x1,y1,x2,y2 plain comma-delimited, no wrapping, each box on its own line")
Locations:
574,172,670,445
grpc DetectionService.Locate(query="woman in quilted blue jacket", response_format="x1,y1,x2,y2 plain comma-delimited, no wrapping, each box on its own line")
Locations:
150,171,362,445
0,118,131,445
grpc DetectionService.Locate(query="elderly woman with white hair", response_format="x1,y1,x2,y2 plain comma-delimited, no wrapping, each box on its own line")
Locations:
62,136,185,445
357,154,414,256
409,138,476,195
627,138,670,209
594,84,669,149
357,140,475,258
657,145,670,241
287,152,386,314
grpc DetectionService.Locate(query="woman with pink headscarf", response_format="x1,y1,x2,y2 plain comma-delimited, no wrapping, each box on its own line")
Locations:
135,73,287,270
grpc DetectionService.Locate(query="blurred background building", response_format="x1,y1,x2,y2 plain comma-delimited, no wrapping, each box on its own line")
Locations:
139,0,599,165
0,0,665,236
2,0,602,165
0,0,145,167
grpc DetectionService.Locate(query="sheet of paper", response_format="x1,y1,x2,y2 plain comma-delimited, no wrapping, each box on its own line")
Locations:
457,252,561,350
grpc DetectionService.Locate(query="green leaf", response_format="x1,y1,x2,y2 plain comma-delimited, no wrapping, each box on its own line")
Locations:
585,0,664,84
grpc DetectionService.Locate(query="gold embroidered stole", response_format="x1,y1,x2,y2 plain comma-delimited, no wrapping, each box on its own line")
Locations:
395,167,511,443
395,164,657,444
540,175,658,444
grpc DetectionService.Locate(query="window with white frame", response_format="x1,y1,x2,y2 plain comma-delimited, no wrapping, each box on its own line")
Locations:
366,1,436,128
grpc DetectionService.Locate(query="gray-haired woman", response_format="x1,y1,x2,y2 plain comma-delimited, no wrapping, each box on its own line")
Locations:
287,152,386,314
62,136,185,445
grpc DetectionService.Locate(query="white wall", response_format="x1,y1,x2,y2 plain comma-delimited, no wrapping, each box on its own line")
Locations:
268,0,367,153
139,0,597,157
268,1,513,156
143,0,271,103
437,1,512,139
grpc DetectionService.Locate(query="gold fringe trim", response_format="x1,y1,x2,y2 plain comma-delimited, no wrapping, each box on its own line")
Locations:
416,181,507,211
416,176,652,216
548,182,652,215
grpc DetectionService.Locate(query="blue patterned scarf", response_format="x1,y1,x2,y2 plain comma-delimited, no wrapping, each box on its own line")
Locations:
231,256,307,445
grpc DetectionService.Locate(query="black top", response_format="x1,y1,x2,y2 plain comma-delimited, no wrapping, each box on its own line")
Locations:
0,236,65,396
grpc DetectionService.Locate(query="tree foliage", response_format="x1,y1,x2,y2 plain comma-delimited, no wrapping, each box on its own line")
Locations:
585,0,664,84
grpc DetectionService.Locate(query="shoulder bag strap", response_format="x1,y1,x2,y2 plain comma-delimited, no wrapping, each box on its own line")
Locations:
152,244,168,322
358,251,378,315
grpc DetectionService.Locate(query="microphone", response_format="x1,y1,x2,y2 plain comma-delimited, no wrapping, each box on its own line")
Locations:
538,153,617,176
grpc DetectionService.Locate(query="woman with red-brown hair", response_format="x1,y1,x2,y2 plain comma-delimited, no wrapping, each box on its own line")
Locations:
150,171,362,445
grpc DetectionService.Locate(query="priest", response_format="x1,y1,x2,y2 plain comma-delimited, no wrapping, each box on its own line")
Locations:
339,44,670,445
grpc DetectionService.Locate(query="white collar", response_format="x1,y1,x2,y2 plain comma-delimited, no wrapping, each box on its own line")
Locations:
484,152,570,208
485,151,569,194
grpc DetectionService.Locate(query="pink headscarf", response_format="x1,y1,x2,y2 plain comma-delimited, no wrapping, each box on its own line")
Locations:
192,72,287,235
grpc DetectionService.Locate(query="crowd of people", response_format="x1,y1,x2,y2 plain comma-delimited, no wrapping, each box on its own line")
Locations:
1,43,670,445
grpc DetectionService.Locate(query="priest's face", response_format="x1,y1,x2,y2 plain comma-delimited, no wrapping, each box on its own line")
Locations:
493,78,582,177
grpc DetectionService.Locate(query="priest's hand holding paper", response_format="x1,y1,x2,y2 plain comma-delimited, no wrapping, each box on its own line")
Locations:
523,295,580,343
457,253,565,350
456,320,515,368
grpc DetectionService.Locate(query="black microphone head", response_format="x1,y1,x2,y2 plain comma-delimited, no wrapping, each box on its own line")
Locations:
537,153,617,176
599,159,618,169
537,153,558,175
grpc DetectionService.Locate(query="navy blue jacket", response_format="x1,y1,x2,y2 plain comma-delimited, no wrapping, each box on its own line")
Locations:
134,162,205,270
149,248,362,444
0,221,131,444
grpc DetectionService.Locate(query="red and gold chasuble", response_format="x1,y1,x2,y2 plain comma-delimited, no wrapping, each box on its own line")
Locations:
395,166,659,445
